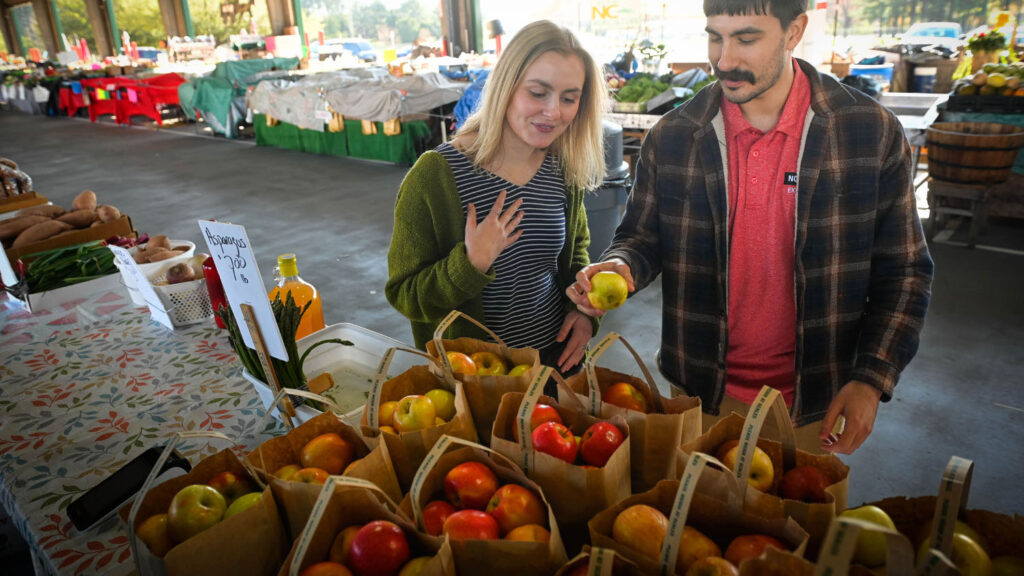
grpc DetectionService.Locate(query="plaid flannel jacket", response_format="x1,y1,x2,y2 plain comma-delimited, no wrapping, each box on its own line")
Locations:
604,59,934,425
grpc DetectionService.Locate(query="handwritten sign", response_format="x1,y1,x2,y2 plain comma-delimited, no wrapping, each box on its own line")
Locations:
108,245,174,329
0,247,16,290
198,220,287,360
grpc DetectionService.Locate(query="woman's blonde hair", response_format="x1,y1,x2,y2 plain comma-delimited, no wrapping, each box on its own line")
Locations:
457,20,606,191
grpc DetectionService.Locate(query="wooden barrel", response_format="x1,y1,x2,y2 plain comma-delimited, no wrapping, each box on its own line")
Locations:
926,122,1024,184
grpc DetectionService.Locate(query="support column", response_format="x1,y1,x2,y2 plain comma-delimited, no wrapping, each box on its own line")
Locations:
440,0,480,57
0,8,20,56
30,0,60,56
264,0,295,36
181,0,192,37
83,0,114,56
158,0,186,38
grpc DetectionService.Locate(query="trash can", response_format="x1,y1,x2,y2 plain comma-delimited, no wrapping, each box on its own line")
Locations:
913,66,937,93
585,120,632,261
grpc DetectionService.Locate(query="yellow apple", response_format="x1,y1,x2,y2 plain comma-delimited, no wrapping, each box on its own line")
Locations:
223,491,262,519
508,364,531,377
273,464,301,480
917,532,992,576
721,444,774,493
378,400,399,427
586,271,629,310
136,513,176,557
611,504,668,561
677,525,723,573
470,351,508,375
839,505,897,568
393,394,436,433
425,388,456,421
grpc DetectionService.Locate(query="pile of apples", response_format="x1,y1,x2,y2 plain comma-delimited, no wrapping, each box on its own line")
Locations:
377,387,456,435
954,62,1024,96
445,350,531,377
419,460,550,544
837,504,1023,576
299,520,434,576
525,403,625,468
611,503,788,576
135,470,262,557
272,432,357,486
713,440,834,504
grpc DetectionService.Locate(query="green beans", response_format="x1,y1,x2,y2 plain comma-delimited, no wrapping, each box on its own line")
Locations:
25,241,118,293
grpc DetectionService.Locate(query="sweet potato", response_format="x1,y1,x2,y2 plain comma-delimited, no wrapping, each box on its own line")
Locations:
0,215,51,241
12,220,73,247
147,235,171,250
96,205,121,223
15,205,65,219
57,209,99,229
73,190,97,211
146,249,184,262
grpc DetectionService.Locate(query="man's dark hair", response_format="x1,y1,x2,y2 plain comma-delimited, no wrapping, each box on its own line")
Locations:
704,0,807,28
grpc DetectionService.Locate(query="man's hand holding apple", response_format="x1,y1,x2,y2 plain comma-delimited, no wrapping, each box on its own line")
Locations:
465,190,524,273
819,380,882,454
567,259,635,317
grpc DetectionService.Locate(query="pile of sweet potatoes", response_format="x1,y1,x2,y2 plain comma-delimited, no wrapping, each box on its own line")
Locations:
0,190,122,249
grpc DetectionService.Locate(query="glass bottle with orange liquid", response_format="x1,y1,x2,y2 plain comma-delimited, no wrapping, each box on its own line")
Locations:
268,253,325,340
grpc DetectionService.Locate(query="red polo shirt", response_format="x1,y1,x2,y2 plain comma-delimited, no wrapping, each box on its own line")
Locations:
721,60,810,406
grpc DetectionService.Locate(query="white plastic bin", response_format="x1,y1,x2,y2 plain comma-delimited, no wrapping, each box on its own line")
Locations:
113,239,196,305
243,323,416,425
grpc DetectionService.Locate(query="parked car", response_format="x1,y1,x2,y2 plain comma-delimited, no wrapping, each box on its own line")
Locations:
901,22,963,49
318,38,378,62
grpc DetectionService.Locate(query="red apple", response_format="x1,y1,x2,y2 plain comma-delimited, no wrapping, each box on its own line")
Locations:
611,504,669,561
724,534,786,566
223,491,262,519
443,461,499,510
531,421,578,463
292,467,330,485
348,520,411,576
328,525,361,564
779,465,832,503
378,401,399,427
442,510,500,541
393,395,437,434
421,500,456,536
514,403,564,437
504,523,551,543
300,561,354,576
470,351,507,375
685,556,739,576
301,432,355,475
136,513,176,557
485,484,546,535
166,484,227,542
207,471,254,504
602,382,648,413
580,421,625,467
446,351,477,375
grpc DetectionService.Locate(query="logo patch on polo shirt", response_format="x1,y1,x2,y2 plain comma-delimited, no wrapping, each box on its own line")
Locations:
784,171,798,194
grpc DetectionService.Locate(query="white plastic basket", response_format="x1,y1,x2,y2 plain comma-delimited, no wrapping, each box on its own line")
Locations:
150,278,213,327
114,240,196,306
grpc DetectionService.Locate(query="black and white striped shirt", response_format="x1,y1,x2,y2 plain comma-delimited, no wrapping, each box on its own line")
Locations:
438,142,567,350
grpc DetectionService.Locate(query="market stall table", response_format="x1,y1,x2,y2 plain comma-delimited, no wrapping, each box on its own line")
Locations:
0,289,286,575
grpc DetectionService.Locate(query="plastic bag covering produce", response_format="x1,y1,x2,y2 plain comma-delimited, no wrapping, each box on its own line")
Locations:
454,69,489,129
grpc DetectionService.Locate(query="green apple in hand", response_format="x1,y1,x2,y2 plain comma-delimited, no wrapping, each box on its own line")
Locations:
586,271,628,311
167,484,227,542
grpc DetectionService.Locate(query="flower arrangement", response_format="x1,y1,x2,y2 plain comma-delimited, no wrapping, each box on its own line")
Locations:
968,29,1007,54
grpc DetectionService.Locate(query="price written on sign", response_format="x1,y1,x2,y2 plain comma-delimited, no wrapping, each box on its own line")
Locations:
198,220,287,360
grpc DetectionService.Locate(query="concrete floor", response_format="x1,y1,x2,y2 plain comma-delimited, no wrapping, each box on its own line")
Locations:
2,111,1022,517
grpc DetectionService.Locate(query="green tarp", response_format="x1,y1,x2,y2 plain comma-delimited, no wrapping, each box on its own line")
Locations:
253,114,431,164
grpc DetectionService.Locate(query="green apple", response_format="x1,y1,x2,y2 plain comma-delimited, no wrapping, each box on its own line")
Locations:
586,271,628,311
424,388,456,421
166,484,227,542
917,532,992,576
508,364,531,377
393,394,436,433
223,491,263,519
838,505,897,568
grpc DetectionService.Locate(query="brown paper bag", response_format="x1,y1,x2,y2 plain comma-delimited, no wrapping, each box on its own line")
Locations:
588,452,809,575
554,547,650,576
426,310,541,443
491,366,631,556
869,456,1024,573
737,516,956,576
360,346,478,490
400,435,568,576
247,388,402,539
123,431,289,576
680,386,849,557
561,332,702,493
284,476,454,576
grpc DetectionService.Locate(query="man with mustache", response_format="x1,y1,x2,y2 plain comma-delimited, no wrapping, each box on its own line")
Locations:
567,0,933,454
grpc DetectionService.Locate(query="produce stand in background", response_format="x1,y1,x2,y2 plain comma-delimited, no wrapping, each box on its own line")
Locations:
253,115,432,164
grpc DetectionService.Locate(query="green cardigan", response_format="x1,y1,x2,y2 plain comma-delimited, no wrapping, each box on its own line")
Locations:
386,150,598,349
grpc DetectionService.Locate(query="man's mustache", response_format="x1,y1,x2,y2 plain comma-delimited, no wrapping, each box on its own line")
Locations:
715,68,757,84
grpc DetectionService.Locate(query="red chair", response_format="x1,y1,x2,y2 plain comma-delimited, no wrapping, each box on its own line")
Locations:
81,77,120,123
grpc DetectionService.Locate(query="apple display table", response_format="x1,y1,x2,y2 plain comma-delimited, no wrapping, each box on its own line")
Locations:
0,290,285,575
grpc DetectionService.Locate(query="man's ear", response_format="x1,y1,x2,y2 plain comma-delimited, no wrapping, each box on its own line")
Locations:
785,13,809,51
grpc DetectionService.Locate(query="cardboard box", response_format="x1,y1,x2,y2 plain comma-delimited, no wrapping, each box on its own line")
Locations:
0,192,49,218
5,215,135,262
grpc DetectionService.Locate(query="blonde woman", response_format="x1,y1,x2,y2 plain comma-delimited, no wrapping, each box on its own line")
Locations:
386,20,606,374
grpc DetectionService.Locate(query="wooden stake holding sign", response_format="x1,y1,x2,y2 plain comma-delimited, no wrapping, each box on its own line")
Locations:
198,220,297,427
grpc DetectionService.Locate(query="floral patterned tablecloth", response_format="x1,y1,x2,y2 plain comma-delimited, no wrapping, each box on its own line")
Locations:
0,288,286,575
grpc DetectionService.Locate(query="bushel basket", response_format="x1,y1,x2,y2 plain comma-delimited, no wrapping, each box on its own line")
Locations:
926,122,1024,184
